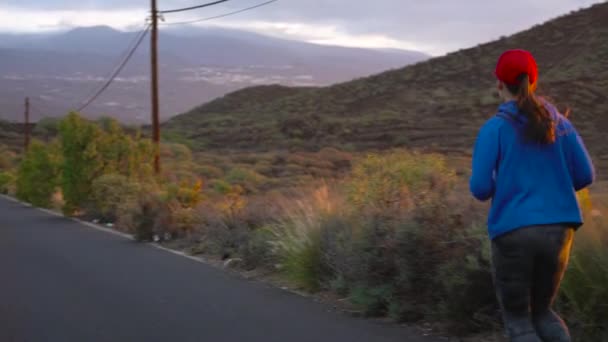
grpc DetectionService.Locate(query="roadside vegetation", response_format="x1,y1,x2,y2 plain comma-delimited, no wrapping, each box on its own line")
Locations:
2,112,605,340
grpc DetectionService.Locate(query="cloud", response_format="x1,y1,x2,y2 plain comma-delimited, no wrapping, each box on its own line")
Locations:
0,7,146,32
1,0,603,54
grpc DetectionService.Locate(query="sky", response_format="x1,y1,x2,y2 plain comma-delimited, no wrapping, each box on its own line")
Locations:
0,0,604,55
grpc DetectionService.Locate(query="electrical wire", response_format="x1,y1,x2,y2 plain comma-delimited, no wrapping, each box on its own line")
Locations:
160,0,229,14
161,0,278,26
75,25,150,113
75,24,149,112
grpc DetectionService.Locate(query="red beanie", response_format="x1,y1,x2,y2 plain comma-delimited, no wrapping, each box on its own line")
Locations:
495,49,538,86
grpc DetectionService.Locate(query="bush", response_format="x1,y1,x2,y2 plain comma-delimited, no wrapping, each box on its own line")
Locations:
89,174,141,222
211,179,232,195
59,112,103,215
272,218,324,291
267,151,496,334
0,171,15,194
225,167,267,193
0,144,17,170
270,186,340,291
16,141,59,208
559,191,608,340
347,151,455,211
116,190,168,242
164,180,204,209
191,203,252,259
169,206,202,237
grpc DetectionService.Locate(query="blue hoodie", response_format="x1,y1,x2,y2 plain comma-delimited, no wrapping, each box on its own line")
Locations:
470,100,595,239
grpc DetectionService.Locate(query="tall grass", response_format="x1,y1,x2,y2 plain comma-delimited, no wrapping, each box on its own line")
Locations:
560,189,608,340
269,186,340,291
264,153,607,338
268,152,497,333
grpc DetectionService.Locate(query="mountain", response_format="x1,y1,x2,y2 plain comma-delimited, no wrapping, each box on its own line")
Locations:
0,26,428,122
166,2,608,175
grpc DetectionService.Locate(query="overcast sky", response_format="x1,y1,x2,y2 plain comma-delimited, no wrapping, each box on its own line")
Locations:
1,0,603,55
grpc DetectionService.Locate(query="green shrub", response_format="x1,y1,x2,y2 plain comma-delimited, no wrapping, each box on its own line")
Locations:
241,227,275,270
211,179,232,195
0,171,15,194
271,219,323,291
90,174,141,222
117,191,168,242
347,151,455,211
59,112,103,215
225,167,267,193
164,180,204,209
351,284,394,317
0,144,17,170
269,187,340,291
16,140,59,208
560,194,608,340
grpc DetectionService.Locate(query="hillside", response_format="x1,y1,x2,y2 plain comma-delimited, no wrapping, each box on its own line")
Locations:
0,26,427,122
166,2,608,175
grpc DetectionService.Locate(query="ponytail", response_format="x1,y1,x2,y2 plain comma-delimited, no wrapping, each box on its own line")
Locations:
506,74,556,144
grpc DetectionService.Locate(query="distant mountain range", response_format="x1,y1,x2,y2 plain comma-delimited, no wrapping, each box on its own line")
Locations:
0,26,428,122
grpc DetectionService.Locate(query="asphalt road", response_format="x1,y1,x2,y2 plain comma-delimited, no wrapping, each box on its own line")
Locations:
0,196,441,342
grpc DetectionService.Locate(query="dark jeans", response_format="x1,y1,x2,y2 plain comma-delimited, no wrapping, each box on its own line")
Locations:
492,224,575,342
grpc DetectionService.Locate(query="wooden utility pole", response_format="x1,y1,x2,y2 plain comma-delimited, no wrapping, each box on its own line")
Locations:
24,97,30,152
150,0,161,174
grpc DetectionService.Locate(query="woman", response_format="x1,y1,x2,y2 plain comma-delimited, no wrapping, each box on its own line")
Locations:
470,49,595,342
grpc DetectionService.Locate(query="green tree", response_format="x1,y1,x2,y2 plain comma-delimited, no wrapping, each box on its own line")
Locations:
15,140,59,207
0,171,15,194
59,112,103,215
96,117,133,175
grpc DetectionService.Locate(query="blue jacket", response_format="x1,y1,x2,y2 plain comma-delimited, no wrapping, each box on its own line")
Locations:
470,100,595,239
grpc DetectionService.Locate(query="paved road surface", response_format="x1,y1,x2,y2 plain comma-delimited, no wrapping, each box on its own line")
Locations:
0,196,441,342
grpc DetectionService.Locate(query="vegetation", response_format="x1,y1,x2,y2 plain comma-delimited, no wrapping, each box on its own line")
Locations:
0,143,18,194
0,171,15,194
560,190,608,340
166,2,608,177
15,140,60,208
8,109,608,340
3,4,608,340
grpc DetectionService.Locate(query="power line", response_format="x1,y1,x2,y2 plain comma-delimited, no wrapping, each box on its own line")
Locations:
161,0,278,26
160,0,229,14
76,25,150,113
75,25,149,113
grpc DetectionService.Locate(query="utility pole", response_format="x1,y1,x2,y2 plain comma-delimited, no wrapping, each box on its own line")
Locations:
150,0,161,175
24,97,30,152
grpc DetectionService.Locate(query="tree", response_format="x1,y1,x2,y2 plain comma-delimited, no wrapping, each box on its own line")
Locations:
96,117,133,175
15,140,59,207
59,112,103,215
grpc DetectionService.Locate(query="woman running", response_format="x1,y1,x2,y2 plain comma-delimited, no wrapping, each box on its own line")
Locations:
470,49,595,342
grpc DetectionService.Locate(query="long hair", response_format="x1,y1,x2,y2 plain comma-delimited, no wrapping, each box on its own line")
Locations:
506,74,556,144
